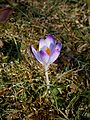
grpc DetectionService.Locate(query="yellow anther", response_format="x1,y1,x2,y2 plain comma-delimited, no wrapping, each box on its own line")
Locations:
45,47,51,55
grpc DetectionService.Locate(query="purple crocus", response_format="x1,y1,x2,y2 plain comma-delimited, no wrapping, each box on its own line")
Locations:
30,34,62,90
30,34,62,67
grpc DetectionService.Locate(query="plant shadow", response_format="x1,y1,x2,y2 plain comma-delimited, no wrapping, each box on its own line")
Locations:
0,39,21,62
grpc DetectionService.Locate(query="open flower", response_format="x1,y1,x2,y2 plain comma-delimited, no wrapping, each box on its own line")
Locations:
29,34,62,90
30,34,62,67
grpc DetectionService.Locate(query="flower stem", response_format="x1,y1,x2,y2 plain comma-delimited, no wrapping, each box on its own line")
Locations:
45,66,49,90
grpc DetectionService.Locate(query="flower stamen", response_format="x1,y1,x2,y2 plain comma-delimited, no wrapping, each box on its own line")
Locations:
45,47,51,55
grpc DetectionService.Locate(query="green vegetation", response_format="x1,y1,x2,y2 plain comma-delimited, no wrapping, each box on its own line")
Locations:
0,0,90,120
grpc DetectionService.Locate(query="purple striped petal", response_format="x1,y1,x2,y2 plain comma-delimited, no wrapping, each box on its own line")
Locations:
49,43,55,54
47,43,62,64
39,38,46,51
45,34,55,48
39,50,49,65
48,48,61,65
31,45,43,64
55,42,62,51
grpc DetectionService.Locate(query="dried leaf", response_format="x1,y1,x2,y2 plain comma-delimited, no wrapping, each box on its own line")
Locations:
0,7,13,22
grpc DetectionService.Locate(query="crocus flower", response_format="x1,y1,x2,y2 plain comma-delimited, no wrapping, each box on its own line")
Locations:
30,34,62,67
30,34,62,90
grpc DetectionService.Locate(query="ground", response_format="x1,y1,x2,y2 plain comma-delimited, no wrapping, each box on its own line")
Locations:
0,0,90,120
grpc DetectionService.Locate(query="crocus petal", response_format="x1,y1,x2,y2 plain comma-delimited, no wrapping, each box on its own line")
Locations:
31,45,43,64
48,43,62,64
45,34,55,48
49,43,55,54
55,42,62,51
39,50,49,65
39,38,46,51
48,49,60,65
